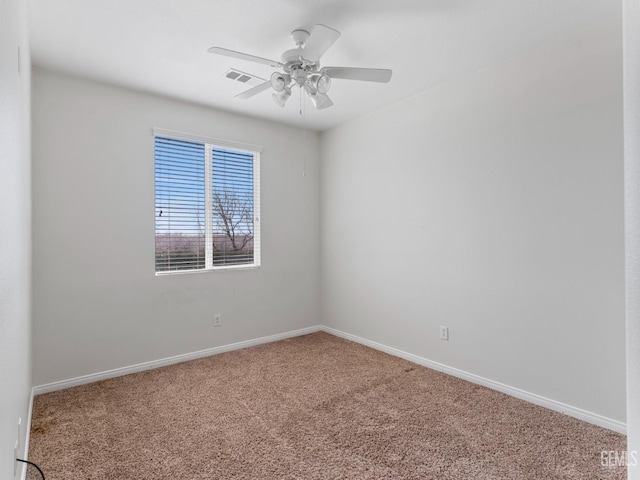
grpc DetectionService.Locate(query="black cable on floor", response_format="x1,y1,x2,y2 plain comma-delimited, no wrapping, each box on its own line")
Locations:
17,459,45,479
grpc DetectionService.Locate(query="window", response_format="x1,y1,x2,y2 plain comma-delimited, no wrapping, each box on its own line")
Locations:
154,130,261,274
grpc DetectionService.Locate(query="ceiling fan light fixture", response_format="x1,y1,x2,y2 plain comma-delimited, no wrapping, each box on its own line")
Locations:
303,82,316,96
270,72,290,92
309,92,333,110
272,87,291,107
315,74,331,94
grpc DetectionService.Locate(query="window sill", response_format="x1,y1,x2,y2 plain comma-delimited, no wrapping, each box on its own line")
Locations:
155,264,260,276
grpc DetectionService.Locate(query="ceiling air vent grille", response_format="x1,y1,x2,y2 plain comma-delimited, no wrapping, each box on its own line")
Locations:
223,69,265,87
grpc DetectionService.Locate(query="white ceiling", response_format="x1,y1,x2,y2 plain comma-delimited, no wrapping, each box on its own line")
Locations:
27,0,621,132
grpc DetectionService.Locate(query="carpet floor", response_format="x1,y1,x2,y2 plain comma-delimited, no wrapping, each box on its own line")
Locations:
29,332,626,479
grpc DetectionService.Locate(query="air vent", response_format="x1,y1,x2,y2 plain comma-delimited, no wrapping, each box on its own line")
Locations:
223,69,265,87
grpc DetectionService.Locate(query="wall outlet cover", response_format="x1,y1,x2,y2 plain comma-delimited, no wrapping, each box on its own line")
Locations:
440,326,449,341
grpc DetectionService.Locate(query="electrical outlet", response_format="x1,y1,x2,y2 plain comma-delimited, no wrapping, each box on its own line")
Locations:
213,314,222,327
440,326,449,341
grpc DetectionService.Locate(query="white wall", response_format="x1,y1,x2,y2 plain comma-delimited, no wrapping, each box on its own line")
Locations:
32,69,320,386
0,0,31,477
321,20,625,423
624,0,640,475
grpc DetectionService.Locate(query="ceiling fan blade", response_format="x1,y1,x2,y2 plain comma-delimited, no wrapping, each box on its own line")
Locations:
235,81,271,99
208,47,282,68
303,24,340,62
323,67,392,83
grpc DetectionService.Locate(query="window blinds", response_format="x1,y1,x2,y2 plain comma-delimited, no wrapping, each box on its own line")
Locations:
154,135,260,273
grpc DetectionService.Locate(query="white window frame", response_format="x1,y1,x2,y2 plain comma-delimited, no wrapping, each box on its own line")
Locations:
154,128,262,275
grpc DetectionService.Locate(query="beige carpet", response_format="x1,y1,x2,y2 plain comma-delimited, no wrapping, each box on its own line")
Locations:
29,332,626,479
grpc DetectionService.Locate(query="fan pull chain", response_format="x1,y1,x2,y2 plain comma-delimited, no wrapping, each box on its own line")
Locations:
299,86,303,116
300,87,307,176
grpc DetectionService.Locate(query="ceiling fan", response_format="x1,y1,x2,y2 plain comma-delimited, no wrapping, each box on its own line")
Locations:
208,24,392,110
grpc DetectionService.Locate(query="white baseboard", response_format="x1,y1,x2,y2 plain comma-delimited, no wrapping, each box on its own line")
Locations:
33,326,322,395
31,324,626,435
320,326,627,435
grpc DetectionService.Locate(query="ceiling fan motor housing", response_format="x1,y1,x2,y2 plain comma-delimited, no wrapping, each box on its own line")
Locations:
281,48,318,71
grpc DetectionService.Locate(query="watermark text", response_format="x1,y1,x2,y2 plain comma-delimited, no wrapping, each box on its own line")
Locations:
601,450,638,467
